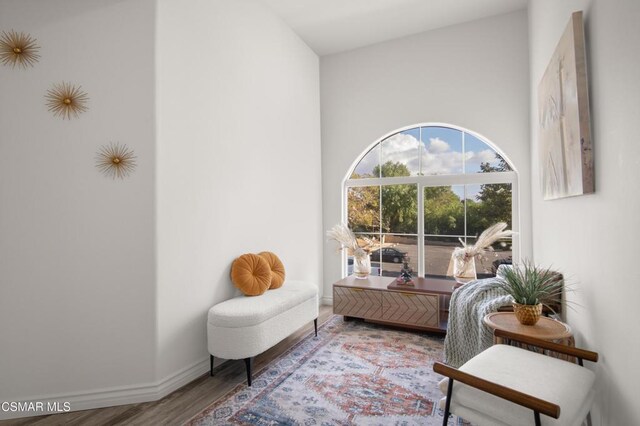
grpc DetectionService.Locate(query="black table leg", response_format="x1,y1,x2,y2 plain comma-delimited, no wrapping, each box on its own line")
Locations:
244,357,253,386
314,318,318,337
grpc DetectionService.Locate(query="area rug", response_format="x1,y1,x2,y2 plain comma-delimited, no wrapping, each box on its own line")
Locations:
187,315,468,425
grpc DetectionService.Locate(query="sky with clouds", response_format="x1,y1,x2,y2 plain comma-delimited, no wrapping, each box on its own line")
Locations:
353,127,506,179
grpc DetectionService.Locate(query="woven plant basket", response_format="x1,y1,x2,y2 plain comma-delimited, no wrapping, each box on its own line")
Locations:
512,303,543,325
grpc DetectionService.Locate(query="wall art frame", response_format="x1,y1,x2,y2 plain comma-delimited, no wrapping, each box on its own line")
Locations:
538,11,594,200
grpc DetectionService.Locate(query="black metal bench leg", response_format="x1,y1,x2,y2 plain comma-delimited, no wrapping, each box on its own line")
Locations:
442,378,453,426
534,411,541,426
314,318,318,337
244,357,253,386
210,355,214,377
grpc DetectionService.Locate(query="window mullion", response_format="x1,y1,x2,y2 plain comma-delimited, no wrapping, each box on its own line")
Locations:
463,185,468,246
417,183,425,277
377,184,383,275
345,171,517,188
462,132,466,174
342,186,348,276
419,127,423,176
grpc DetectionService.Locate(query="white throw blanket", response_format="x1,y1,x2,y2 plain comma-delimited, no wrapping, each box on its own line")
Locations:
444,278,511,368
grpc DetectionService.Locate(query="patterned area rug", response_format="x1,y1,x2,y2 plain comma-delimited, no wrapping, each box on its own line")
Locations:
187,316,469,425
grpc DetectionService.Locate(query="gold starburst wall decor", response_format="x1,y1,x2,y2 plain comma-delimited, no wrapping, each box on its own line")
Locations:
45,82,89,120
0,30,40,68
96,143,137,179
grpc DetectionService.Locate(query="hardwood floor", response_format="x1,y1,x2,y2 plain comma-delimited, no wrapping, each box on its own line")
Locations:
1,305,334,426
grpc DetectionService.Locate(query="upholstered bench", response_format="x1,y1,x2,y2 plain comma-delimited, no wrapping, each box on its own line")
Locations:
207,280,318,386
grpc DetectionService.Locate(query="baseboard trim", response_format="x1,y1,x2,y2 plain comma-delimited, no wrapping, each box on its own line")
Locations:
3,296,329,420
0,358,211,420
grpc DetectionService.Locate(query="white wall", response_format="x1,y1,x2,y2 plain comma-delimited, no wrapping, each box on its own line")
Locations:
528,1,640,424
320,11,531,298
0,0,157,415
156,0,322,380
0,0,321,418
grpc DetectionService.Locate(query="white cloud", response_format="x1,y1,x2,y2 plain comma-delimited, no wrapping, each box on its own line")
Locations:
427,137,450,153
475,149,498,163
352,133,503,177
465,149,500,172
383,133,418,150
421,150,464,175
381,133,420,174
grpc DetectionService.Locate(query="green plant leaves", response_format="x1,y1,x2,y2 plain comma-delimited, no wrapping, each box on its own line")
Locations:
496,260,564,310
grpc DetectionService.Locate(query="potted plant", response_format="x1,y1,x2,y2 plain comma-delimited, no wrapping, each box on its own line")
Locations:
495,261,564,325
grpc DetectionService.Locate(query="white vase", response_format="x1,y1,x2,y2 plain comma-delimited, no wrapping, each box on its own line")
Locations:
353,254,371,279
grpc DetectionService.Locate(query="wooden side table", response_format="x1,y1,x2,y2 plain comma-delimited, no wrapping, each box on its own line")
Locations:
483,312,575,361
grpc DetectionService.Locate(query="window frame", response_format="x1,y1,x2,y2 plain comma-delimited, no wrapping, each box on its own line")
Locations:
341,123,519,278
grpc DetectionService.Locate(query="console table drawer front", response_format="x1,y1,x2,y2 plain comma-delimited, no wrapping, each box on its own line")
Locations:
382,292,439,327
333,287,382,320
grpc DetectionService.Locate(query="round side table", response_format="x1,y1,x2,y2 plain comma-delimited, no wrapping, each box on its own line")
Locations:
483,312,575,361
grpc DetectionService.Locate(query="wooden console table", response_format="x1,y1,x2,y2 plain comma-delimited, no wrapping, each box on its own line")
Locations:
332,275,454,333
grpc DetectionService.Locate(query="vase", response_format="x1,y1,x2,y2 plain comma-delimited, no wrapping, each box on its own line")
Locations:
512,303,543,325
452,249,477,284
353,254,371,279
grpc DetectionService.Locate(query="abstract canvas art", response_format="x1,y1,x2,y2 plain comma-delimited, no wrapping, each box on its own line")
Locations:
538,11,594,200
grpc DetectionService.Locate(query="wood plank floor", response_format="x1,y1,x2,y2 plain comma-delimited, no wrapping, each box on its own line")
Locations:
2,305,334,426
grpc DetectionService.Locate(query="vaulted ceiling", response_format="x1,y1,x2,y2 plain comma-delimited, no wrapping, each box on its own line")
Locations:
260,0,528,56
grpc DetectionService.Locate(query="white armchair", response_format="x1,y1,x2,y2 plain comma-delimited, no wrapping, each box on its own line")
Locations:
434,328,598,426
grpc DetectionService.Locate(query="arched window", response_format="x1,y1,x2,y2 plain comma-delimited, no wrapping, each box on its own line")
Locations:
343,124,518,279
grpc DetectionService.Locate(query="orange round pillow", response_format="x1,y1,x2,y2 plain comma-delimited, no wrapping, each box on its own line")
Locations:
230,254,271,296
258,251,286,289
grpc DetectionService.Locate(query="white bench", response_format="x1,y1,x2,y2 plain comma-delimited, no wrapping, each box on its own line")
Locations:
207,280,319,386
